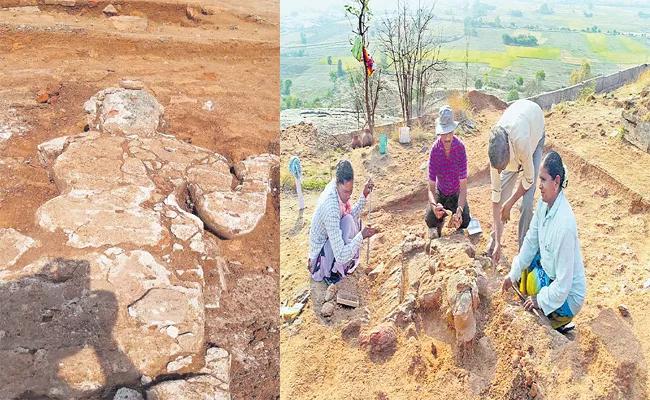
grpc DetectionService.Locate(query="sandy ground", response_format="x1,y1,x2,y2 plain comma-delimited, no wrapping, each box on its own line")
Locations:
0,1,279,398
280,84,650,399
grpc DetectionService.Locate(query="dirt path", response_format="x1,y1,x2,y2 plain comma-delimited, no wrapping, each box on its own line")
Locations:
280,86,650,399
0,1,279,398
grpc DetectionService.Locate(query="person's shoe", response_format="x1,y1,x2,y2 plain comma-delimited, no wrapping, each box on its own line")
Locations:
428,227,439,240
323,272,342,286
556,321,575,334
347,261,358,275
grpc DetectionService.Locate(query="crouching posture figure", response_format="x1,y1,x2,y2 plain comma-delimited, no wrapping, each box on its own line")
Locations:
426,105,471,239
308,160,377,284
502,151,586,333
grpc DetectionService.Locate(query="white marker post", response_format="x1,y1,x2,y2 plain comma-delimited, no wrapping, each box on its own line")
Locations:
295,177,304,210
366,177,373,265
289,156,304,210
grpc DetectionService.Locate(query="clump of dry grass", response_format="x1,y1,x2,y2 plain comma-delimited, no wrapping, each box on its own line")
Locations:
446,90,473,121
390,122,434,145
637,69,650,86
280,169,296,191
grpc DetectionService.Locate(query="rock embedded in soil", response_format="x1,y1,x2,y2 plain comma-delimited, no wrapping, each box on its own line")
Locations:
147,348,230,399
324,284,337,302
321,301,335,317
618,304,630,317
120,80,145,90
360,323,397,356
114,388,144,400
103,4,118,16
0,228,37,269
84,88,163,137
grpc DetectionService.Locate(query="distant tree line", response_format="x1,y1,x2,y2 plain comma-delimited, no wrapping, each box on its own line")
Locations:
510,9,523,17
502,33,538,47
639,11,650,19
582,25,601,33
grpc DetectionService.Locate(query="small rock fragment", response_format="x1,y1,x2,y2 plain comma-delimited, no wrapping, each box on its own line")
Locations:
167,355,193,372
321,302,335,317
113,387,143,400
324,284,337,302
120,80,145,90
525,371,533,387
166,325,179,339
103,4,118,15
617,304,630,317
186,6,197,20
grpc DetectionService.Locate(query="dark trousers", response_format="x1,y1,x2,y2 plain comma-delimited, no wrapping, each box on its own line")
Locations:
425,190,471,233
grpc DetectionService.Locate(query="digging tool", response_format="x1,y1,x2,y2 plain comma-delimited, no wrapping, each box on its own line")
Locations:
511,283,551,326
366,180,373,265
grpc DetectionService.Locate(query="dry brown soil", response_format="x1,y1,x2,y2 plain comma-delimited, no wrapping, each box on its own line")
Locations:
280,85,650,399
0,1,279,398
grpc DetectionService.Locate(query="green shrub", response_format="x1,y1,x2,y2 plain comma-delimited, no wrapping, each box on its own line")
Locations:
507,89,520,101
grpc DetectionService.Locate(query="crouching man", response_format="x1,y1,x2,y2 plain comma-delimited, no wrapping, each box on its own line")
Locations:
426,105,471,239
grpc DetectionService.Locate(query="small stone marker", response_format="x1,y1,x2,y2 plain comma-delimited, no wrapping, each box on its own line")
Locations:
336,291,359,308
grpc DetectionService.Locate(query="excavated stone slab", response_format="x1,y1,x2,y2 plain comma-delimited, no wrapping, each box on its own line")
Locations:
234,153,280,187
0,228,37,268
84,88,163,136
189,154,279,239
0,88,261,397
0,250,206,397
36,135,68,168
191,186,267,239
36,192,164,248
37,127,276,243
52,135,154,194
147,348,230,399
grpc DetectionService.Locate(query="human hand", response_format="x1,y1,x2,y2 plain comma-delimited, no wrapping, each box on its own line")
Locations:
502,276,513,294
363,176,374,198
500,202,512,223
523,295,539,311
433,203,444,219
362,225,379,239
492,242,502,265
454,207,463,227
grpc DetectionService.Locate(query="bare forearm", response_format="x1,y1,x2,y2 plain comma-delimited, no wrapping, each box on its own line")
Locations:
428,181,438,205
507,181,528,208
458,180,467,211
493,201,503,244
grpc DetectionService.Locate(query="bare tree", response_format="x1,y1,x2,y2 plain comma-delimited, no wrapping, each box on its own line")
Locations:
345,0,380,135
379,0,446,125
346,65,383,132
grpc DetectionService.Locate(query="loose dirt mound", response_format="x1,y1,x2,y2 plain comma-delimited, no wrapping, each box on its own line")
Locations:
467,90,508,113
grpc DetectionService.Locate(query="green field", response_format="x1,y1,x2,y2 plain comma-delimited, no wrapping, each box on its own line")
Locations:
281,0,650,107
584,33,650,64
